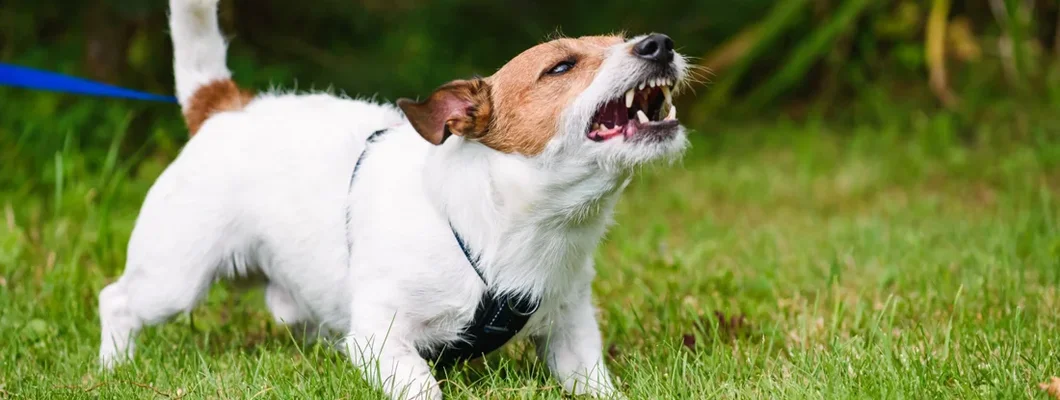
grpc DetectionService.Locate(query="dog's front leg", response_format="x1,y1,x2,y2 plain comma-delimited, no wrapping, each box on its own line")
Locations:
345,315,440,400
534,285,622,398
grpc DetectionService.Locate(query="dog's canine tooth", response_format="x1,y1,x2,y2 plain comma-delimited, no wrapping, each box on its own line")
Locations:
625,89,635,108
666,105,677,121
661,86,672,106
637,110,649,123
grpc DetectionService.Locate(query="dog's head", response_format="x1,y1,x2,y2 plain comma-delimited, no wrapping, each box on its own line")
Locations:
398,33,689,169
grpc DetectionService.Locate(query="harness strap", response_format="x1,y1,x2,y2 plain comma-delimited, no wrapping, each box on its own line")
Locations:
424,227,540,368
450,223,486,282
347,128,540,368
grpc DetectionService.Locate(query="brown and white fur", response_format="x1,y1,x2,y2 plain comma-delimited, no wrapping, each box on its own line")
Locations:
97,0,691,398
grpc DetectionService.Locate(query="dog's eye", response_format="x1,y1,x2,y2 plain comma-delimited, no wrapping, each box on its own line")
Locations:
546,60,576,75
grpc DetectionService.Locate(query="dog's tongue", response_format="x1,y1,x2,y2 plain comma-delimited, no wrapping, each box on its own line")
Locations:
623,122,638,139
590,125,624,141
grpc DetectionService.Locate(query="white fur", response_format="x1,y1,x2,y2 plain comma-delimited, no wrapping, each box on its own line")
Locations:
169,0,231,105
98,1,688,399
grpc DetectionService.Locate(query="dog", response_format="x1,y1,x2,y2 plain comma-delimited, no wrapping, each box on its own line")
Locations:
97,0,690,398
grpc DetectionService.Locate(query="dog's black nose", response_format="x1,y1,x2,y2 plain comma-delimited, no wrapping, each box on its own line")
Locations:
633,34,674,64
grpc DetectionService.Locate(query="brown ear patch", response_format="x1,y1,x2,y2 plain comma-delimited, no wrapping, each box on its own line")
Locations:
397,79,492,145
184,79,254,136
473,35,624,156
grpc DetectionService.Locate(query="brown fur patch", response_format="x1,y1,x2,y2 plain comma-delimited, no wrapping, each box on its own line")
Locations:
481,35,623,155
397,79,492,145
183,79,254,136
398,35,624,155
446,80,493,140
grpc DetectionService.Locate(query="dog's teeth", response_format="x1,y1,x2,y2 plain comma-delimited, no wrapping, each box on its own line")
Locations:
636,110,649,123
666,105,677,121
639,82,646,90
649,80,657,88
661,85,672,105
625,89,635,108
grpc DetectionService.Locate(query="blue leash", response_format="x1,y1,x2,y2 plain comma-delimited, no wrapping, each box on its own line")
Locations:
0,63,177,103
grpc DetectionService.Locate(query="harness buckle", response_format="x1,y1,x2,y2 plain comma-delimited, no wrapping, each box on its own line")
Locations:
507,295,539,317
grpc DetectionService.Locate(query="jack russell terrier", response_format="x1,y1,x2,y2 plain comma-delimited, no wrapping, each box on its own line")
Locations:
98,0,690,398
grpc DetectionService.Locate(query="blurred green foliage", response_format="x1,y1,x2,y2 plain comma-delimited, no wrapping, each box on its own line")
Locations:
2,0,1059,130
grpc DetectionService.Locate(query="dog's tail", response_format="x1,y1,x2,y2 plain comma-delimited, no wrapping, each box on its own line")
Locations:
169,0,252,136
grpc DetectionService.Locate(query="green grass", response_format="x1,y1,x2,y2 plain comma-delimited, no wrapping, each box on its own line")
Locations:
1,89,1058,399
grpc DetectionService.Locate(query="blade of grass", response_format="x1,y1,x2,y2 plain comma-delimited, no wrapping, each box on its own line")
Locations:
741,0,872,111
927,0,959,108
692,0,810,121
697,24,762,74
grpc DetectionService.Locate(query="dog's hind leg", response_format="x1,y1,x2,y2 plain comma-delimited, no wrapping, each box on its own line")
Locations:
265,283,321,341
98,256,219,369
98,197,228,369
98,280,140,369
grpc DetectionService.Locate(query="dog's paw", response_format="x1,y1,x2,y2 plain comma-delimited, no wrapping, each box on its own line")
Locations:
559,373,622,399
388,378,442,400
585,387,625,400
182,0,220,9
98,351,126,371
403,387,442,400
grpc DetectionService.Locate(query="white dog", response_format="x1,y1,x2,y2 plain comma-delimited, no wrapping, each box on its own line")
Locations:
97,0,690,398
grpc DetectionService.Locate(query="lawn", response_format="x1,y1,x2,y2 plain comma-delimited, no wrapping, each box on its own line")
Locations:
0,90,1058,399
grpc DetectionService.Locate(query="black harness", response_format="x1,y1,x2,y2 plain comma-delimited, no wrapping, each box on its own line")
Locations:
349,129,540,368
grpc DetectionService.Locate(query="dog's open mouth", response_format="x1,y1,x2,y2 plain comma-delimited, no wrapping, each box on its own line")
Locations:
587,77,678,142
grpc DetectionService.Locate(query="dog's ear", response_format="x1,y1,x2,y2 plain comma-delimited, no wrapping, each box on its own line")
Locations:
397,79,492,145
